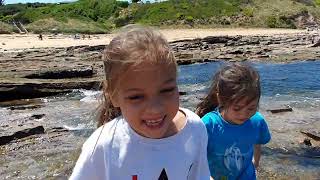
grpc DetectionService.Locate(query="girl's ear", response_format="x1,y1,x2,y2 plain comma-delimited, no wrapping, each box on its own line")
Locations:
109,93,120,108
105,93,119,107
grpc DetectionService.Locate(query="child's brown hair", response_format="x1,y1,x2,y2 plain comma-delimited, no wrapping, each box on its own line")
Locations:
98,25,177,127
196,63,261,117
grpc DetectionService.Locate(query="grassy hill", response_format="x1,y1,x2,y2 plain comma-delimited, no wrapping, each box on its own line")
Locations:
1,0,320,34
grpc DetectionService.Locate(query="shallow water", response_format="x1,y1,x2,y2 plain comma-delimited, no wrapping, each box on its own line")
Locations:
1,60,319,179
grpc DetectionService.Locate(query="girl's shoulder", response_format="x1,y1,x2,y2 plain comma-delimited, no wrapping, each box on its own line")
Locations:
180,107,207,133
249,112,270,128
201,110,221,124
81,117,124,153
250,111,266,123
180,107,200,121
180,107,206,126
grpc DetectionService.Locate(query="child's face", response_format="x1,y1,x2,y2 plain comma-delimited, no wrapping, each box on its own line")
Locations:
111,62,180,139
221,97,258,125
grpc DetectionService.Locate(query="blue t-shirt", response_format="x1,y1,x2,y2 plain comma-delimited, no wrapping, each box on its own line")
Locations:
202,110,271,180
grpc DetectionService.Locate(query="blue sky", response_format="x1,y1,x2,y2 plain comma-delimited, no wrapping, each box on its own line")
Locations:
5,0,160,5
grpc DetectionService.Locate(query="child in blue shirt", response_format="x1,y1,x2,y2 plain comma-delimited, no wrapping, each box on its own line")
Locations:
196,63,271,180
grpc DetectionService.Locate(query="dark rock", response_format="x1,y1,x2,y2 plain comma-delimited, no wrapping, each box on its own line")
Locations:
24,66,94,79
202,36,233,44
46,127,69,133
229,50,244,54
311,39,320,47
0,126,45,145
8,104,44,110
300,130,320,141
176,53,194,59
0,86,71,101
85,45,106,52
177,59,194,65
170,39,194,44
303,138,312,146
179,91,187,96
267,107,293,113
0,81,100,101
0,99,43,107
30,114,45,120
66,45,89,52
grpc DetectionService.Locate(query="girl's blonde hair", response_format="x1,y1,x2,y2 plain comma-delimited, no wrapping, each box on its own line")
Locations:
98,25,177,127
196,63,261,117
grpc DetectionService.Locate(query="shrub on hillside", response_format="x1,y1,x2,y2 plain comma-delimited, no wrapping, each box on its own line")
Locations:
0,21,14,34
26,18,109,34
242,7,254,17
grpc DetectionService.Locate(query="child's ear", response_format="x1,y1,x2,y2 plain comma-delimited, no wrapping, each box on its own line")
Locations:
110,94,120,107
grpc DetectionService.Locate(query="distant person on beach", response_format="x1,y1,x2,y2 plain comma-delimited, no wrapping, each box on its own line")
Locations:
196,63,271,180
74,34,80,39
70,25,210,179
38,34,43,40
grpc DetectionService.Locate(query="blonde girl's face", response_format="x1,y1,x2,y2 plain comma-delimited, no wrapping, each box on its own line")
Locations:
111,62,180,139
221,97,259,125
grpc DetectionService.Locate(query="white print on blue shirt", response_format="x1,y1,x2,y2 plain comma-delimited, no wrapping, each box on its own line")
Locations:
224,143,244,174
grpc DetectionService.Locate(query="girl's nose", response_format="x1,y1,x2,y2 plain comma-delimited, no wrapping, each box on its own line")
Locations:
242,110,254,119
147,97,164,114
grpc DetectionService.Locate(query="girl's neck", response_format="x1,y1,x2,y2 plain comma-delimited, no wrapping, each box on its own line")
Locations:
165,109,187,137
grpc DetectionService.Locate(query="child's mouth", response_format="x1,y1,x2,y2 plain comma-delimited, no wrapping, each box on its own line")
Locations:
143,116,166,128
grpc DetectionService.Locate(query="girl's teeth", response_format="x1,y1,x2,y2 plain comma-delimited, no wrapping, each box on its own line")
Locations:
145,118,163,126
148,119,161,123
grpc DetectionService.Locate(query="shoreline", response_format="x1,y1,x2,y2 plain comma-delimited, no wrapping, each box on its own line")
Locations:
0,27,319,102
0,28,308,51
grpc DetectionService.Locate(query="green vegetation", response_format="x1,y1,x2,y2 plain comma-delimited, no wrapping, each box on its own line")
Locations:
26,18,108,34
0,0,320,34
0,21,15,33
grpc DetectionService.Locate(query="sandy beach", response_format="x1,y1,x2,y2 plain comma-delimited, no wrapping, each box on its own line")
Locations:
0,28,306,51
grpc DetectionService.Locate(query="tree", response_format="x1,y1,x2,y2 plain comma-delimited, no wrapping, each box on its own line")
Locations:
0,0,4,6
132,0,141,3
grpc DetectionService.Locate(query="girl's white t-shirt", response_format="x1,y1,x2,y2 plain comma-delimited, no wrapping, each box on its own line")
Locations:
70,108,210,180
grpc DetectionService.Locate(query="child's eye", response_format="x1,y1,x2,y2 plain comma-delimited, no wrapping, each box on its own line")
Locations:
160,87,175,94
127,95,144,100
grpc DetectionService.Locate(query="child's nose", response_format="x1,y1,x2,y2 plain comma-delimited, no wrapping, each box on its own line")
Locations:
241,111,253,119
147,97,164,114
